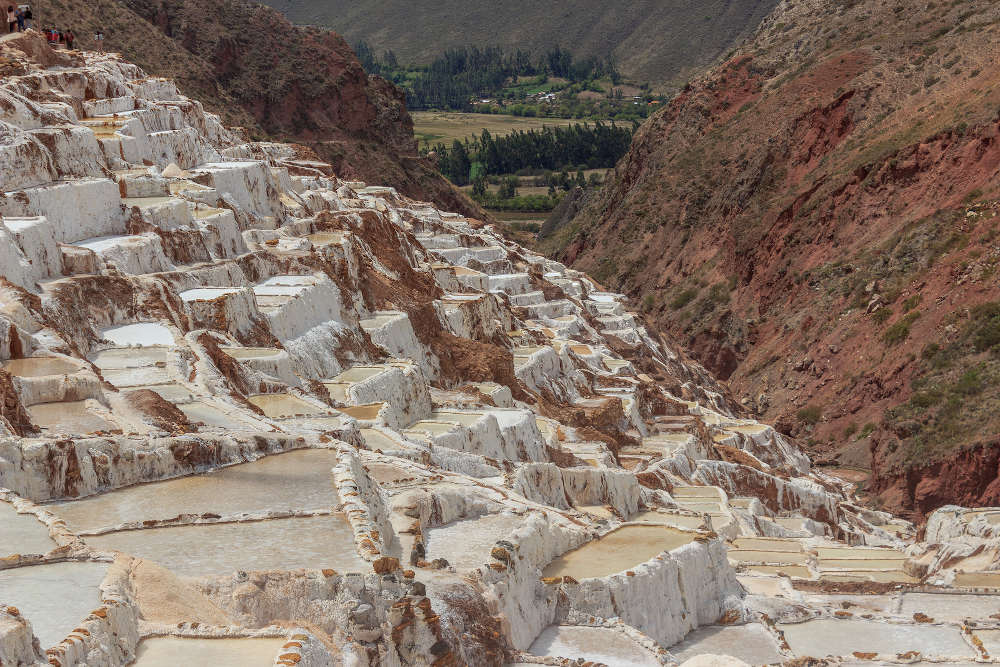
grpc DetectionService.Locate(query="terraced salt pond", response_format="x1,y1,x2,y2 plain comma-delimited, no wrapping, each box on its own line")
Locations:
424,513,522,570
542,525,697,580
179,401,266,429
84,515,367,577
364,462,417,484
0,561,108,648
100,322,175,347
630,511,705,529
326,364,389,385
27,400,116,435
221,347,285,360
339,403,384,420
778,619,972,658
746,564,812,578
90,346,169,369
248,393,325,418
133,637,283,666
47,449,341,532
898,593,1000,622
669,623,783,665
306,231,345,246
729,551,809,565
2,356,80,376
0,502,56,555
954,571,1000,588
527,625,660,667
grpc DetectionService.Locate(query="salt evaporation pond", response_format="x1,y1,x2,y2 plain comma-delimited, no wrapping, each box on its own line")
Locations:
90,346,169,369
0,502,56,555
424,513,522,571
2,357,79,377
134,637,283,666
84,515,367,577
528,625,660,667
779,618,973,658
27,400,116,435
248,393,324,418
899,592,1000,622
100,322,174,347
669,623,783,665
47,449,341,532
630,511,705,529
179,401,266,430
0,561,108,648
542,525,696,580
222,347,285,360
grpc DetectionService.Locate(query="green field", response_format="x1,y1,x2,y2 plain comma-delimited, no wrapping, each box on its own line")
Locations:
412,112,581,146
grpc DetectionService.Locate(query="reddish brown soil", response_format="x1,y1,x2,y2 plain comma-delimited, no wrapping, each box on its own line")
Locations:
547,0,1000,515
196,333,252,396
125,389,192,433
329,207,530,402
0,369,34,436
871,437,1000,520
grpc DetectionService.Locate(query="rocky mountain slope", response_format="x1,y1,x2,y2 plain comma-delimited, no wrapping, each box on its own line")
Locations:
10,30,1000,667
28,0,482,218
545,0,1000,518
261,0,778,87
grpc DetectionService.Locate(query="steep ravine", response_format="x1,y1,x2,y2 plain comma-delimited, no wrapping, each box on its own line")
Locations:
547,0,1000,517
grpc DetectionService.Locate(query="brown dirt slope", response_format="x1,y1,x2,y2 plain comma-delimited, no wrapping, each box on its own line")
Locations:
30,0,483,218
544,0,1000,518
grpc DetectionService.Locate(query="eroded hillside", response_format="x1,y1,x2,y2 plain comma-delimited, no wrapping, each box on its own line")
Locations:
546,0,1000,517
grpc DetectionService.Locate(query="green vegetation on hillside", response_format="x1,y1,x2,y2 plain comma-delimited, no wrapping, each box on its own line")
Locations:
885,298,1000,462
355,43,657,120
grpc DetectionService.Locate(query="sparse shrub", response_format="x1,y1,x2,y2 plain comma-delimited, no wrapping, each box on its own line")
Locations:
954,367,985,395
860,422,876,438
844,423,859,439
902,294,922,312
797,405,823,425
708,282,730,304
968,302,1000,352
883,311,921,346
921,342,941,360
670,288,699,310
872,307,893,325
909,389,943,409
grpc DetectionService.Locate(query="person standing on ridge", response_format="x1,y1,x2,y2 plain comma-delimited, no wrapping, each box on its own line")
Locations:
64,28,74,50
22,5,30,29
94,29,104,53
15,6,23,31
6,6,16,33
